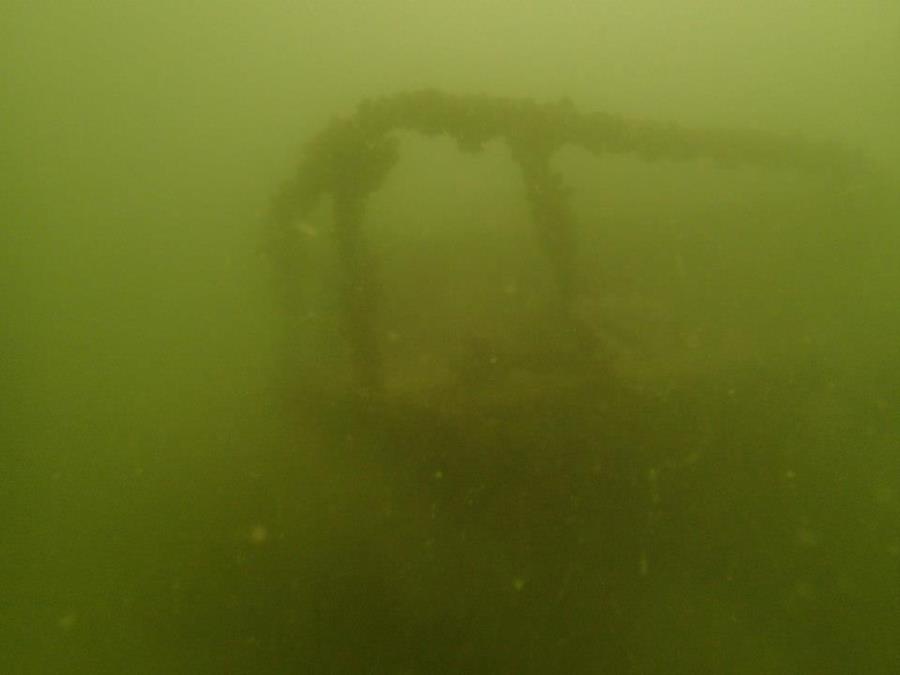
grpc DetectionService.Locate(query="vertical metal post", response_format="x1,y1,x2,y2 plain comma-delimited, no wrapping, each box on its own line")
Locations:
333,190,384,392
513,143,596,353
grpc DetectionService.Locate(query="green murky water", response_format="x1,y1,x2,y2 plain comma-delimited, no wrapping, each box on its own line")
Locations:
4,2,899,672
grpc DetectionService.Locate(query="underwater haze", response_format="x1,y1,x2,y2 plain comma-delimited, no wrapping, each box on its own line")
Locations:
3,1,900,673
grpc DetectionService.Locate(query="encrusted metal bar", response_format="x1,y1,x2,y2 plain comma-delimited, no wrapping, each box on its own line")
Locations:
267,90,869,391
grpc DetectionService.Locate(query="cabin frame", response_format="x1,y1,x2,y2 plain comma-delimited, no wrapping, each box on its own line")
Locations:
266,90,864,391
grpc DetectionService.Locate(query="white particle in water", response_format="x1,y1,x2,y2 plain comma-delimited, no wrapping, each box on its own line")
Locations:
249,525,269,545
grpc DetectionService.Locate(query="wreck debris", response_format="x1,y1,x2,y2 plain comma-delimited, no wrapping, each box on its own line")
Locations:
265,90,868,391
